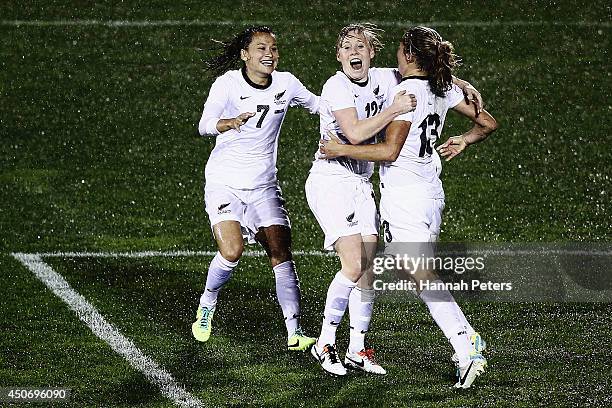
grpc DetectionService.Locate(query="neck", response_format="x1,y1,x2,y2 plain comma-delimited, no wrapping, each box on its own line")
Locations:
401,65,426,78
246,69,270,86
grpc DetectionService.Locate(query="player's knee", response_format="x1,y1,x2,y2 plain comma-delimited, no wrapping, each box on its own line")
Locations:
219,242,243,263
341,259,364,282
268,247,292,267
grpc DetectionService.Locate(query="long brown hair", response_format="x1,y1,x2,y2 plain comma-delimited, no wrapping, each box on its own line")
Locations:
401,26,461,97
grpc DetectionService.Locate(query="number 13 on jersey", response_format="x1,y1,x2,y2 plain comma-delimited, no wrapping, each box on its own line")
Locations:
418,113,441,157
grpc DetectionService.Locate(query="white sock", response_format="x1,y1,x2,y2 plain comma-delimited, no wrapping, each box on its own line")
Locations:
200,252,238,308
273,260,301,337
318,271,356,347
348,286,375,353
419,280,472,365
455,304,476,336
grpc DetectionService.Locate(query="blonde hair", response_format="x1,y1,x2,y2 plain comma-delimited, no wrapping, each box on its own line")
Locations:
335,23,384,54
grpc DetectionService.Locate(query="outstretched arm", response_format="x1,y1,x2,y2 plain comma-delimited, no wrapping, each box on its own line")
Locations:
437,100,498,161
320,120,411,162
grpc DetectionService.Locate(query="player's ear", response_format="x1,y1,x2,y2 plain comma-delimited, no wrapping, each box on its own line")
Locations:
369,47,375,59
336,52,341,63
240,49,249,62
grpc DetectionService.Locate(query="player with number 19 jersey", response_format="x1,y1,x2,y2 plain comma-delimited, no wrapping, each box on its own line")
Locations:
200,67,319,189
310,68,400,179
380,77,464,199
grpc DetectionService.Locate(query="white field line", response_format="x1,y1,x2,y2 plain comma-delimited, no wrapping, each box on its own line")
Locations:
24,248,612,258
1,19,610,28
11,253,205,408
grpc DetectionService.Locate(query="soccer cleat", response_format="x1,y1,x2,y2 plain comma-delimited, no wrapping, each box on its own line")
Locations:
344,348,387,375
287,327,316,351
192,305,215,342
452,332,487,364
311,343,346,376
454,354,487,389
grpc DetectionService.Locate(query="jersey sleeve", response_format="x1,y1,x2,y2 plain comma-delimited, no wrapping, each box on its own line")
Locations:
288,75,320,114
322,75,355,112
198,75,229,136
446,84,465,109
391,83,415,123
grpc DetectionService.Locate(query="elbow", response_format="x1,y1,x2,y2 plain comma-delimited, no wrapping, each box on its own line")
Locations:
343,131,362,145
385,146,401,162
197,121,206,136
199,117,221,136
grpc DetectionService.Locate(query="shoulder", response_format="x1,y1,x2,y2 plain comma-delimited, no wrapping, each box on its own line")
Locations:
370,67,400,81
396,78,427,94
445,83,464,107
272,70,300,84
322,72,350,92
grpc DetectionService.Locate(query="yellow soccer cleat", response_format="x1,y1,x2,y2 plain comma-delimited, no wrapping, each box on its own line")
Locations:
287,327,316,351
192,305,215,342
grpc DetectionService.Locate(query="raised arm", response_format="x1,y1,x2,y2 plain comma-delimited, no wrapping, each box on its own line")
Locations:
333,91,416,145
320,119,411,162
436,100,498,161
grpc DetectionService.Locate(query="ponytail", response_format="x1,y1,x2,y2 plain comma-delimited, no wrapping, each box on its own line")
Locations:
401,27,461,97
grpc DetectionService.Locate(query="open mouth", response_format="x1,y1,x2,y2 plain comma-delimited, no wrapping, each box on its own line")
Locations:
261,59,274,67
349,58,363,70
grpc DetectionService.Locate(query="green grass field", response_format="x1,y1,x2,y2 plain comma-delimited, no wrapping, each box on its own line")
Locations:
1,1,611,407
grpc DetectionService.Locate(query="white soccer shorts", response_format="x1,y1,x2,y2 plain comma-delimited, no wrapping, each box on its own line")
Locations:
380,186,445,243
305,173,379,251
204,182,290,243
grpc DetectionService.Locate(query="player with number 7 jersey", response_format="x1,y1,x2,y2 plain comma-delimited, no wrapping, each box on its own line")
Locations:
193,26,319,353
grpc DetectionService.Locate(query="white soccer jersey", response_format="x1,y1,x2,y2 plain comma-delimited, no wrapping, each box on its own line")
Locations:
199,68,319,189
380,77,464,198
310,67,401,179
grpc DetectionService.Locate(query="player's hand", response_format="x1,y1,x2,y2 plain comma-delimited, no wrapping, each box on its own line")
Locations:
392,90,417,114
437,135,468,161
462,84,483,117
231,112,255,132
319,131,344,159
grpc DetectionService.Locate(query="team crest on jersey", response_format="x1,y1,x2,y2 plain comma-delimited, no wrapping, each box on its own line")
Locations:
217,203,231,215
274,90,287,105
374,84,385,101
346,212,358,227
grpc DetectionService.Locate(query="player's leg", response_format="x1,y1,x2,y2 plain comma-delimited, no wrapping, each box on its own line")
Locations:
345,234,386,374
248,184,315,350
193,184,245,342
256,224,316,351
381,193,486,387
311,233,363,376
193,220,244,342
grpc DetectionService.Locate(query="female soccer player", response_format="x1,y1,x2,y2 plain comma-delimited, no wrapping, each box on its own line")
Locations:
307,24,484,377
320,26,498,388
193,26,319,352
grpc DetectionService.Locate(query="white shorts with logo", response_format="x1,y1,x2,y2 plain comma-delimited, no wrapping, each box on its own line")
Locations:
204,182,290,244
305,173,379,251
380,185,445,243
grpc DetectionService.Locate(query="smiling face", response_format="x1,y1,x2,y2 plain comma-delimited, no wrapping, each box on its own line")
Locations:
336,30,375,82
241,32,278,79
